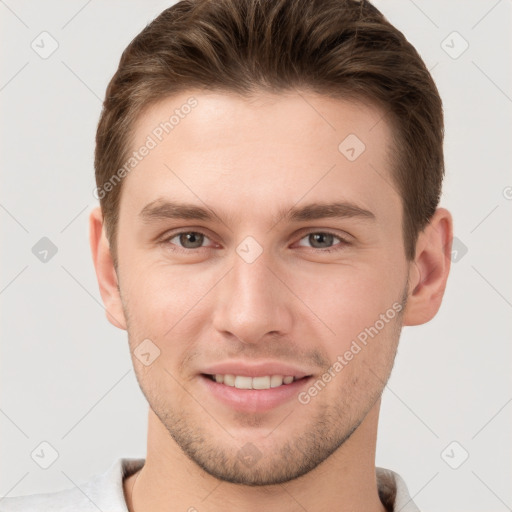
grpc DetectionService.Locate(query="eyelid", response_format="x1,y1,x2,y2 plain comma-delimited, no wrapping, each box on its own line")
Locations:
293,226,353,243
160,227,352,253
293,229,352,250
161,229,219,249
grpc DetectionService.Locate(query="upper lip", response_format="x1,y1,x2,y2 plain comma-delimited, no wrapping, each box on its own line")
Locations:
201,361,313,379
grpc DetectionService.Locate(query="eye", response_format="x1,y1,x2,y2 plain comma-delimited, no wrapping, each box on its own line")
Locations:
296,231,349,252
165,231,214,250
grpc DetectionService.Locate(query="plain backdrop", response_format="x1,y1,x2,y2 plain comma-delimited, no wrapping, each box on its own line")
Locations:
1,1,511,511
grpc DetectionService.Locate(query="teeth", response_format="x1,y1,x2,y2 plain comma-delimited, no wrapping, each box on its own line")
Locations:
223,374,235,386
270,375,284,387
235,376,253,389
211,374,299,390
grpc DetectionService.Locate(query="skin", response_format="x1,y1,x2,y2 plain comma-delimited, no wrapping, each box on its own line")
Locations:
89,89,452,512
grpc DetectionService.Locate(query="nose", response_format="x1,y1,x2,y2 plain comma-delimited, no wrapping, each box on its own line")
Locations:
212,248,293,345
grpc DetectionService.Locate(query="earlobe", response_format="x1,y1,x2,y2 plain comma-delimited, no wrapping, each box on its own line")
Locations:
89,207,127,330
402,208,453,326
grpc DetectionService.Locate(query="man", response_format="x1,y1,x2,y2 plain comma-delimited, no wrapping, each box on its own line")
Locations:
2,0,452,510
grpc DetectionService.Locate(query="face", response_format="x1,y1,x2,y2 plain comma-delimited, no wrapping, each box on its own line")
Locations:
111,90,410,485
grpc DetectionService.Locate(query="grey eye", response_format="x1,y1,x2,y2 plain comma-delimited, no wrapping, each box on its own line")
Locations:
309,233,334,248
298,232,341,249
170,232,208,249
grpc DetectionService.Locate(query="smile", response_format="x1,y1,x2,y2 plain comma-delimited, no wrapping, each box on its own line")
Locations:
204,374,307,390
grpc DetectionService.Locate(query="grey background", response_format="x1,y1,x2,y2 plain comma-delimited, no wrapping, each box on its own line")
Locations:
1,1,511,510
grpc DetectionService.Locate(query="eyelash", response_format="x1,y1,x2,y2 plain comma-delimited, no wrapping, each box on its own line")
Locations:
160,230,350,254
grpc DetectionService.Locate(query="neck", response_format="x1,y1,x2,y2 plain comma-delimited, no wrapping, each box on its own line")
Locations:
124,400,387,512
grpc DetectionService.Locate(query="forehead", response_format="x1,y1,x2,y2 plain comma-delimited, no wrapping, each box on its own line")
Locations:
121,89,399,227
133,89,390,154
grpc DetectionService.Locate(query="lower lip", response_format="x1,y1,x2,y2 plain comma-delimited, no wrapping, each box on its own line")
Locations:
199,374,312,413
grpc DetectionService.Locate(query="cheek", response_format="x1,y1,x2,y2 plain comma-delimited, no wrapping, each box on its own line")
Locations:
292,263,404,351
121,258,214,355
122,266,203,385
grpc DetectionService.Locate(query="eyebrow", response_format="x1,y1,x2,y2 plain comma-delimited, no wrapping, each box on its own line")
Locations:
139,199,376,225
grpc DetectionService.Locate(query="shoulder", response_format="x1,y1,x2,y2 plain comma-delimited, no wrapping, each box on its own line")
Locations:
376,466,422,512
0,458,145,512
0,486,96,512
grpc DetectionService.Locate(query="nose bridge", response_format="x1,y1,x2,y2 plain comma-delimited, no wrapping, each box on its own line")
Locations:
212,246,292,343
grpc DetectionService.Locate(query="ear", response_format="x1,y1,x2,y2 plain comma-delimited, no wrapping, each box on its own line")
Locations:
89,206,127,330
402,207,453,326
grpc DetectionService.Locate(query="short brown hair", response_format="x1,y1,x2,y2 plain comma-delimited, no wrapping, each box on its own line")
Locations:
95,0,444,264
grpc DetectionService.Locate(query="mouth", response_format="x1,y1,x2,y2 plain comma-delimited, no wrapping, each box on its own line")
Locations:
199,372,314,412
197,360,315,412
201,373,310,390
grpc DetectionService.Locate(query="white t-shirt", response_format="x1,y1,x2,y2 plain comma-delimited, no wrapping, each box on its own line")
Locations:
0,458,421,511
